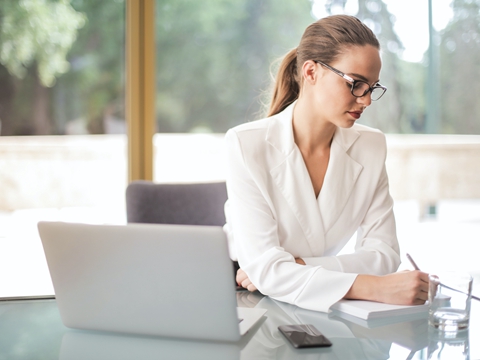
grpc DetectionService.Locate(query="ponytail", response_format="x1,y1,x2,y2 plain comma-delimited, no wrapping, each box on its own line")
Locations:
267,49,300,117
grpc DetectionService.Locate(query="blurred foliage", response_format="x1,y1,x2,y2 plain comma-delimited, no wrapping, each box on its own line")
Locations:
53,0,125,134
0,0,85,87
0,0,479,135
155,0,314,132
439,0,480,134
0,0,124,135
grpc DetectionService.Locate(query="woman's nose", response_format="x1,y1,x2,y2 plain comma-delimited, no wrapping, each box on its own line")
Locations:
357,91,372,107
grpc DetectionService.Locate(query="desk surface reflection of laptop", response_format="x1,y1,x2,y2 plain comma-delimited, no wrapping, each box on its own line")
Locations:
37,222,266,342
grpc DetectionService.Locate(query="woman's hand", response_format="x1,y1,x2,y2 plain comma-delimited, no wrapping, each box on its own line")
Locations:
236,268,258,292
236,258,306,292
345,270,429,305
380,270,430,305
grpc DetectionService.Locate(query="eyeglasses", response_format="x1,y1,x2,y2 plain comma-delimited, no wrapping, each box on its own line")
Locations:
314,60,387,101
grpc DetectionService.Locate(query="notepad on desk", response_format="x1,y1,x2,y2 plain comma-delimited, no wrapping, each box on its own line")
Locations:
330,300,428,320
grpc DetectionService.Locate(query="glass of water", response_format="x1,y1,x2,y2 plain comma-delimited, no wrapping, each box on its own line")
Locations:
428,272,473,332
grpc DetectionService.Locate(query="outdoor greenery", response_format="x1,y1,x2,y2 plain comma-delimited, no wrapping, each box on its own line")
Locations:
0,0,124,135
0,0,479,135
439,0,480,134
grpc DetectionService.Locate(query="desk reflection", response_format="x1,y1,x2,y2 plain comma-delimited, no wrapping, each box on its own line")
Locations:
427,327,469,360
60,330,241,360
0,294,474,360
238,294,435,360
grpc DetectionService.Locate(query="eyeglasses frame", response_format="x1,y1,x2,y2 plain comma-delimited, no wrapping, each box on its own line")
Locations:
313,60,387,101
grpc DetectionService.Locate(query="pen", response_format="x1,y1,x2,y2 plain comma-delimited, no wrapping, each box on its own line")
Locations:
405,253,420,271
406,253,480,302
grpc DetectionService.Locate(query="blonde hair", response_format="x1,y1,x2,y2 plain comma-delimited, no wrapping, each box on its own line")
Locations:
268,15,380,117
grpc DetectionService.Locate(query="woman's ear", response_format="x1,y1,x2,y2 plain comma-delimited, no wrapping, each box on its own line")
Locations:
302,60,317,85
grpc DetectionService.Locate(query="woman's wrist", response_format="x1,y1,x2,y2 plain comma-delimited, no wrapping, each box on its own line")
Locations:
344,274,381,302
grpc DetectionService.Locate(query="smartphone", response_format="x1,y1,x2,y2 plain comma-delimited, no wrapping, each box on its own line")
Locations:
278,324,332,348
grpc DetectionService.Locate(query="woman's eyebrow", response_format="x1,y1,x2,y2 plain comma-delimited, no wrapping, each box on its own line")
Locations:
350,72,380,84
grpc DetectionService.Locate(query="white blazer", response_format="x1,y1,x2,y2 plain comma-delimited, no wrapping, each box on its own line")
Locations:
223,101,400,312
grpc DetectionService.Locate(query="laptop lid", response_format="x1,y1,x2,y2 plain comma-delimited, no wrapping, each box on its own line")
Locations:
38,221,260,342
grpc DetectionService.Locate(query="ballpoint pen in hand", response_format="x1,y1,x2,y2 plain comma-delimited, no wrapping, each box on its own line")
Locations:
406,253,480,302
405,253,420,271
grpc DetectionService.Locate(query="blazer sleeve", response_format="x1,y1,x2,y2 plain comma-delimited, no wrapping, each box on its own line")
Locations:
225,129,357,313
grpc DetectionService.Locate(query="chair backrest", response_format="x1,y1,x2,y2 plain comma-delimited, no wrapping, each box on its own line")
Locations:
125,181,228,226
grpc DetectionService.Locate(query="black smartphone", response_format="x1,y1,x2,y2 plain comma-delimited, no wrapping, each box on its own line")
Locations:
278,324,332,348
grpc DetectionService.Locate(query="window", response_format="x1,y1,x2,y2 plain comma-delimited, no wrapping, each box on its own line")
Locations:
0,0,126,297
154,0,315,182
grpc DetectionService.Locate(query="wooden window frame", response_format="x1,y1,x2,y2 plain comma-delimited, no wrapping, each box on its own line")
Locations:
126,0,155,181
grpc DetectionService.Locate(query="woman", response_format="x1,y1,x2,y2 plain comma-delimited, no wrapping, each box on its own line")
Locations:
223,15,428,312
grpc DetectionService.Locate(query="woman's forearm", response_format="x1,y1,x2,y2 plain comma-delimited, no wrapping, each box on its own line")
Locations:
344,274,381,301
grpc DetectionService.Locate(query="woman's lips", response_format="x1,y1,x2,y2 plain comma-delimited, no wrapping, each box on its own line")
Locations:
347,111,362,119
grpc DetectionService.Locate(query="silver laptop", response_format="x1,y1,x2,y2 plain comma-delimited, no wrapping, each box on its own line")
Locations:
37,221,266,342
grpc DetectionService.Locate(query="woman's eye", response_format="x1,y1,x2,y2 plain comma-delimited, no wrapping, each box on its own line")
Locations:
354,81,369,91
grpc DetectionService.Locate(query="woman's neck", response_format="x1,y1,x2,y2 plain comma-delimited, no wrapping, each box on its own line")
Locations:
292,97,336,155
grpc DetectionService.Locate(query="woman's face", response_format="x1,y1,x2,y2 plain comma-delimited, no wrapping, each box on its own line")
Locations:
309,45,382,128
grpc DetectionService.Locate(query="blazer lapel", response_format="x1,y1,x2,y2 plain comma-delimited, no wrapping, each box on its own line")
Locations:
318,127,363,233
266,103,326,255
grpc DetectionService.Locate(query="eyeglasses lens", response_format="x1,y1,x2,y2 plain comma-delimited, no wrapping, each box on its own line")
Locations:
352,81,385,101
370,88,385,101
352,82,370,97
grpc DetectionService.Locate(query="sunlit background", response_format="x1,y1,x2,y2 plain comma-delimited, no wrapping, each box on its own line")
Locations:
0,2,479,358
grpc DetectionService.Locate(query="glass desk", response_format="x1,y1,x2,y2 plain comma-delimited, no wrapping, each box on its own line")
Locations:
1,292,478,360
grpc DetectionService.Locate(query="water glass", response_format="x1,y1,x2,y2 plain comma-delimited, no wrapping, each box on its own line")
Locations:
428,272,472,331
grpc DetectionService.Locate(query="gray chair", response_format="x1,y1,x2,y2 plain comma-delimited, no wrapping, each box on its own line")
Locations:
126,180,241,288
125,180,228,226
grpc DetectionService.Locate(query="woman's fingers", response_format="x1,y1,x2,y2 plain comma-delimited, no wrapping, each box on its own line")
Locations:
241,277,258,292
406,272,429,304
414,271,430,302
241,278,258,292
236,268,257,292
236,268,247,286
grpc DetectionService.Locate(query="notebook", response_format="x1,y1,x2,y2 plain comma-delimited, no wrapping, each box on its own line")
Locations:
37,221,266,342
330,299,428,321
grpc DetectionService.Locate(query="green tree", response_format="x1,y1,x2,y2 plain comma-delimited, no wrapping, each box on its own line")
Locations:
0,0,85,135
439,0,480,134
53,0,125,134
155,0,314,132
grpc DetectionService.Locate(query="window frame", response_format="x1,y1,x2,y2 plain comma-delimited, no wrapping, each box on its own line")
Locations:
126,0,156,181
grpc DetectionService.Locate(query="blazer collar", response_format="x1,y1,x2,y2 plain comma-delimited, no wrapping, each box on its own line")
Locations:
319,131,363,233
265,101,361,157
332,125,361,153
265,102,297,157
266,101,364,252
